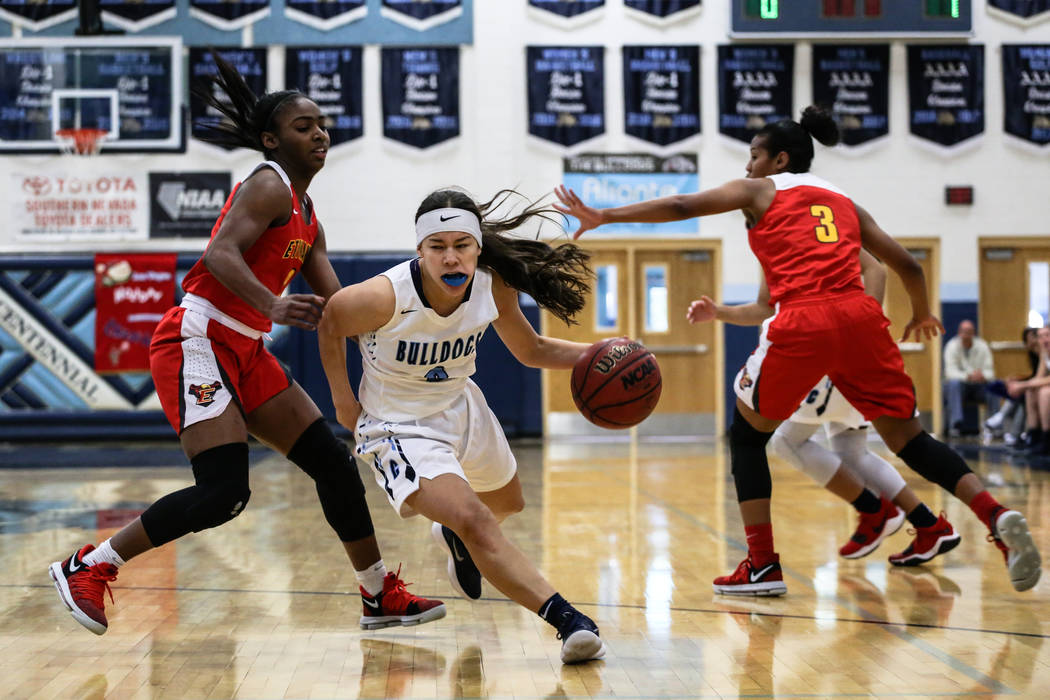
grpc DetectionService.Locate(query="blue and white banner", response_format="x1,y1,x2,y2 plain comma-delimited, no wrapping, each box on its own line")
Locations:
623,0,701,25
381,47,459,149
381,0,462,31
717,44,794,145
286,47,363,147
811,44,889,149
1002,44,1050,150
100,0,176,31
527,46,605,150
907,44,984,152
190,0,270,30
561,153,698,235
528,0,605,27
285,0,366,31
623,45,700,148
189,48,268,151
0,0,77,31
988,1,1050,26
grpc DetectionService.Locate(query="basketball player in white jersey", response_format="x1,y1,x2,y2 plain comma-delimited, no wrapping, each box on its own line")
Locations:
690,250,960,566
317,188,605,664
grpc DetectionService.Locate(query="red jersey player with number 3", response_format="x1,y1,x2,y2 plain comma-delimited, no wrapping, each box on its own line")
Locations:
555,105,1041,595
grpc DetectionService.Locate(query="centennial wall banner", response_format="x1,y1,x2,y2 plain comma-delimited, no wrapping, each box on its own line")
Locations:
561,153,699,235
99,0,176,31
94,253,176,373
623,0,701,25
0,0,76,30
717,45,794,145
381,47,460,149
286,47,364,147
907,44,984,151
527,46,605,149
190,0,270,30
811,44,890,149
1002,44,1050,149
381,0,462,30
284,0,366,31
623,45,700,148
189,48,268,150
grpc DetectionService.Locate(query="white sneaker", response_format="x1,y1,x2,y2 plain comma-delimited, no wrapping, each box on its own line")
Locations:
991,510,1042,592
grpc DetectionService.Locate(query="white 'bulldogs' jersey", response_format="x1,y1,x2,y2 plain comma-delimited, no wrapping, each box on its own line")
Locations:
357,259,498,421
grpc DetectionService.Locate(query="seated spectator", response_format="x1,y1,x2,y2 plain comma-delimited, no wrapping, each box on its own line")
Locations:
943,319,998,436
984,327,1039,443
1008,325,1050,456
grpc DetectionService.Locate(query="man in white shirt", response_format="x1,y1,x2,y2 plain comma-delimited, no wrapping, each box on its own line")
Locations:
943,320,997,436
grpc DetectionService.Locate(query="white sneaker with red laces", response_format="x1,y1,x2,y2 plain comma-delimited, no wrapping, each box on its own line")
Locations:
713,554,787,596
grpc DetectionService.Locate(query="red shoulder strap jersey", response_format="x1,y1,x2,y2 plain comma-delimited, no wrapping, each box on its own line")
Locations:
747,172,865,305
182,161,318,332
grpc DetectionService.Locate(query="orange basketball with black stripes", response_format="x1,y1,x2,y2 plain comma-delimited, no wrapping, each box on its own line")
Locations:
571,337,661,429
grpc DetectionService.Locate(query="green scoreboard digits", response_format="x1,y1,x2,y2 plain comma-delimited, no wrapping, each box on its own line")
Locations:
732,0,972,37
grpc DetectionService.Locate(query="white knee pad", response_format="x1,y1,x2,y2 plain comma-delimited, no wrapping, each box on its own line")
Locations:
829,429,906,499
769,420,841,487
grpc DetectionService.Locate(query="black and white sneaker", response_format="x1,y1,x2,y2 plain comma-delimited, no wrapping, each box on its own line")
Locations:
431,522,482,600
555,610,607,664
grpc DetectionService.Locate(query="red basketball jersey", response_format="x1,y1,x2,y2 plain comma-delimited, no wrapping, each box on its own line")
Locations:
748,172,865,305
182,162,318,332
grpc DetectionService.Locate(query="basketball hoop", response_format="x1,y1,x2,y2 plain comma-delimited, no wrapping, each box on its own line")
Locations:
56,128,107,156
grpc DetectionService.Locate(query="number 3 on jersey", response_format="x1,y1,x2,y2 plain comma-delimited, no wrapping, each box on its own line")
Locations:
810,205,839,243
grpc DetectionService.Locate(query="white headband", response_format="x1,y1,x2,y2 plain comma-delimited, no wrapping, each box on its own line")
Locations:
415,208,483,248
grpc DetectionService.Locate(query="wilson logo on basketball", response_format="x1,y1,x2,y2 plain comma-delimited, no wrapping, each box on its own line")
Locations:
188,381,223,406
283,239,312,263
593,341,643,374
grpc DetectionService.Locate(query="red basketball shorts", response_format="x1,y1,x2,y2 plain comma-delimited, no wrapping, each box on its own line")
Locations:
733,293,916,421
150,304,291,435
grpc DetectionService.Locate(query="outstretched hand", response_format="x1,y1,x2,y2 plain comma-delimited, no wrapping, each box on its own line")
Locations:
900,314,944,342
686,296,717,324
553,185,603,240
269,293,326,331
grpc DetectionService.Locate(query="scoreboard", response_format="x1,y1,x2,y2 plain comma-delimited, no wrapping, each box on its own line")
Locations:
731,0,973,37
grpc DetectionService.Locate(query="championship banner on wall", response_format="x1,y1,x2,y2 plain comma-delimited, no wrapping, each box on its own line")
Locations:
528,0,605,27
381,47,459,149
717,45,794,145
527,46,605,150
623,45,700,149
285,0,366,31
907,44,984,152
811,44,890,150
561,153,698,235
0,0,76,30
100,0,176,32
190,0,270,30
12,172,148,241
624,0,702,25
190,48,268,151
149,172,232,238
286,47,364,147
94,253,176,373
1002,44,1050,150
381,0,462,31
988,0,1050,26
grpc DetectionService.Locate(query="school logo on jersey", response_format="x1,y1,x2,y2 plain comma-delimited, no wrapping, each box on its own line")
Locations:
739,368,753,390
283,239,312,263
395,331,484,367
188,381,223,406
424,365,449,382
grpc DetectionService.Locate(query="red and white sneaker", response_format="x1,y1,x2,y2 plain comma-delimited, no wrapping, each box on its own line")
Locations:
48,544,118,635
888,513,961,567
713,554,787,596
840,498,905,559
359,565,447,630
988,509,1042,592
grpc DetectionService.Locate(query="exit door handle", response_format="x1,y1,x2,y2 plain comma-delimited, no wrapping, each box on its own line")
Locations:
639,342,709,354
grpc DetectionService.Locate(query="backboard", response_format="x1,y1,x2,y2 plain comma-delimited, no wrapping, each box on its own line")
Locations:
0,36,183,154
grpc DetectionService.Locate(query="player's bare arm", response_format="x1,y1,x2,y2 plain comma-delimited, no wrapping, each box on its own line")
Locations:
490,273,589,369
203,170,325,330
858,248,887,304
300,221,342,301
688,274,773,327
317,277,396,429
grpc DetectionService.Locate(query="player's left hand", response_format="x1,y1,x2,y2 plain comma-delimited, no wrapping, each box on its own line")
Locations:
686,296,717,324
900,314,944,342
553,186,603,239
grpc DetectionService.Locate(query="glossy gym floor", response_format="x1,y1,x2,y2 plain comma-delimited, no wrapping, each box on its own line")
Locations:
1,435,1047,699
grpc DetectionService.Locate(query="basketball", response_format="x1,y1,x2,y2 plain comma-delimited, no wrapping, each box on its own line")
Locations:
571,337,662,429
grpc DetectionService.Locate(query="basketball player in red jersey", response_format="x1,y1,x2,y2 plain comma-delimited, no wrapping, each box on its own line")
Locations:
555,105,1042,595
48,54,444,635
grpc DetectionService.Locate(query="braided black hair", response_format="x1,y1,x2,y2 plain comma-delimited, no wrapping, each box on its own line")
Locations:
755,104,840,173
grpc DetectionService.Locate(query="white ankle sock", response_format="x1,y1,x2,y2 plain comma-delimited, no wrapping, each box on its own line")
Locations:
355,560,387,596
82,539,126,568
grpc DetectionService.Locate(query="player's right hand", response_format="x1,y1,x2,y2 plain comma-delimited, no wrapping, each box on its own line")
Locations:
686,296,717,324
268,293,326,330
334,399,362,433
553,185,603,239
900,314,944,342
